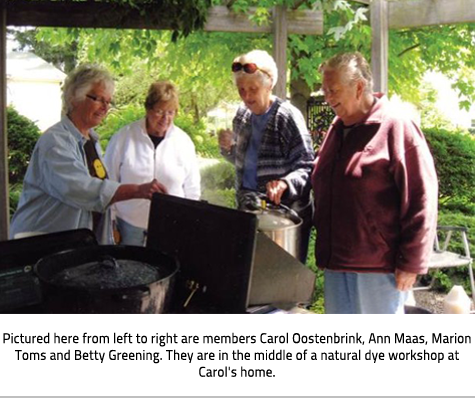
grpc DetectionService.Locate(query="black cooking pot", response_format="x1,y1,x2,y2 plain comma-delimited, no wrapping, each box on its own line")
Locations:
34,245,178,314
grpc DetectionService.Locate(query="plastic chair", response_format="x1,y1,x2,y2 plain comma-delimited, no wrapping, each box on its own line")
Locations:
413,226,475,305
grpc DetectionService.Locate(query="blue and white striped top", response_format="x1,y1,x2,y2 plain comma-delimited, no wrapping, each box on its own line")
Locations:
223,97,315,214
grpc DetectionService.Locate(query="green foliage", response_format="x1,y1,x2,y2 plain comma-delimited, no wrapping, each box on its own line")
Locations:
112,64,155,106
306,228,325,314
423,127,475,208
389,24,475,106
7,107,41,217
8,27,78,73
174,113,220,158
202,187,237,209
309,292,324,314
200,161,236,207
431,270,454,293
7,106,41,186
36,27,263,123
97,104,143,148
289,1,372,92
440,198,475,216
437,212,475,256
200,160,235,189
36,0,212,47
9,183,23,219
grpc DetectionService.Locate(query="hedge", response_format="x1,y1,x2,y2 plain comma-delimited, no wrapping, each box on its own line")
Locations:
7,106,41,186
424,127,475,213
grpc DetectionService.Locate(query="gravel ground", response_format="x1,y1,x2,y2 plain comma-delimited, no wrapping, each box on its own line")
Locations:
412,290,446,314
412,290,474,314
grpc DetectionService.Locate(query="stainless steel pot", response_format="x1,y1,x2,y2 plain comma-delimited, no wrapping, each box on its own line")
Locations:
238,191,302,258
34,245,178,314
255,206,302,258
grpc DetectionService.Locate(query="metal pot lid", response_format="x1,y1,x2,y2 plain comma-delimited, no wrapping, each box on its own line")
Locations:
50,256,162,290
257,212,296,230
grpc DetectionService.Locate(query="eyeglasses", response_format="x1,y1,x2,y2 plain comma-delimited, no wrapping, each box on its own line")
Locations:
231,62,271,78
151,109,176,118
86,94,113,108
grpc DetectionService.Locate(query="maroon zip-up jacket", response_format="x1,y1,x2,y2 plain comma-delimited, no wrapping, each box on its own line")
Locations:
311,94,438,274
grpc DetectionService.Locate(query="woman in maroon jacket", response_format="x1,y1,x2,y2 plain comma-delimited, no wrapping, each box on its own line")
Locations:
312,52,438,314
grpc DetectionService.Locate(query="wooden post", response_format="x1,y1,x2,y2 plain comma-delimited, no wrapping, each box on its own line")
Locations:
371,0,389,94
0,4,8,240
273,5,288,99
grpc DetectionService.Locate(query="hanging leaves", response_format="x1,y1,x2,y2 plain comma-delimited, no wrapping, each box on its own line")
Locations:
117,0,213,41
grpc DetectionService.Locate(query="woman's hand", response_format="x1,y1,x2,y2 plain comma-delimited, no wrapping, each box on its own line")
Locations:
218,129,235,152
266,180,288,205
139,179,168,200
395,269,417,291
111,179,168,204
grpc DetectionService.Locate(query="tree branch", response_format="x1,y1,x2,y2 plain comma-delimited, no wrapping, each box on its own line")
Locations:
398,43,420,57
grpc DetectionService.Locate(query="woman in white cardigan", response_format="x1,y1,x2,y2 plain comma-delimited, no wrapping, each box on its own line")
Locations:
104,81,201,246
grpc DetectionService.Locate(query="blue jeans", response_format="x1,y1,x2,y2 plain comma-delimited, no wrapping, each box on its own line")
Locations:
116,217,146,247
324,270,408,314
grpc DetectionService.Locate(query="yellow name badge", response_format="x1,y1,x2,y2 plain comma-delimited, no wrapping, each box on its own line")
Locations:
93,159,107,179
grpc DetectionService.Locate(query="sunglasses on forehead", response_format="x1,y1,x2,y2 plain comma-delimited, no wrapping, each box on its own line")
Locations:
231,62,271,78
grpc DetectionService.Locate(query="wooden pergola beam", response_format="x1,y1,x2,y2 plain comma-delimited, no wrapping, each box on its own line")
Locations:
351,0,370,4
389,0,475,29
5,2,323,35
0,6,7,241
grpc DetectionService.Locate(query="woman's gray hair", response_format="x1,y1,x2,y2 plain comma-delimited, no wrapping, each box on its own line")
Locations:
319,52,373,94
232,49,278,89
62,64,114,115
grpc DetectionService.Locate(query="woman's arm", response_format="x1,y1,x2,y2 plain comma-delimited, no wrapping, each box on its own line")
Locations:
278,107,315,202
218,128,236,163
393,122,438,276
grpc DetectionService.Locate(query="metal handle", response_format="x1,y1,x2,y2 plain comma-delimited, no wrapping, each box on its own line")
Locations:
183,280,200,308
99,256,119,269
256,192,300,219
267,201,299,218
238,190,300,219
183,280,207,308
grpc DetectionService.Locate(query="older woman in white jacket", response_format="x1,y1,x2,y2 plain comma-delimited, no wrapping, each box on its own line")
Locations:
104,81,201,246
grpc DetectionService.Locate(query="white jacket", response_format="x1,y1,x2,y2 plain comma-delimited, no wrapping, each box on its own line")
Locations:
104,118,201,229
